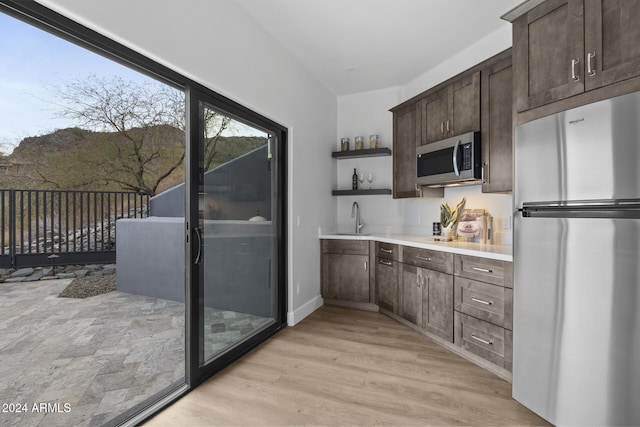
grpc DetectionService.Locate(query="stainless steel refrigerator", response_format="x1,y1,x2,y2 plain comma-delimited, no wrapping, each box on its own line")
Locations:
513,91,640,426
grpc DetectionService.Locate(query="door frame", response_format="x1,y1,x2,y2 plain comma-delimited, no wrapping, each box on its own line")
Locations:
185,85,288,386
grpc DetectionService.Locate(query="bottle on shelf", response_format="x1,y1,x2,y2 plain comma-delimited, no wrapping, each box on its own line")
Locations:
352,168,358,190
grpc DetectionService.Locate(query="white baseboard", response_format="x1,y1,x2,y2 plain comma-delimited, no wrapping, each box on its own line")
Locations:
287,295,323,326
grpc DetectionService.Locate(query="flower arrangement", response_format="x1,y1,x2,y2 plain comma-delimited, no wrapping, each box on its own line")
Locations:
440,197,466,230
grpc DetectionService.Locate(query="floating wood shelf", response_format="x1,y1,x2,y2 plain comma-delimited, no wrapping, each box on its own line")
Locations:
332,189,392,196
331,147,392,159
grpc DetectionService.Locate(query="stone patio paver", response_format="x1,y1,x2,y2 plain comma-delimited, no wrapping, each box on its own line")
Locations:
0,279,184,427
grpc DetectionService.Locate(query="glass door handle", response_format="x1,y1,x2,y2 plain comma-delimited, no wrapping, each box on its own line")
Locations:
194,227,202,264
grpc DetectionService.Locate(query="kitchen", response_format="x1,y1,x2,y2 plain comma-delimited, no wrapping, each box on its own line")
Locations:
321,1,640,425
15,0,640,425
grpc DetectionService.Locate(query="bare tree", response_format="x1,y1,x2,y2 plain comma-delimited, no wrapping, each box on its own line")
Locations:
54,75,230,195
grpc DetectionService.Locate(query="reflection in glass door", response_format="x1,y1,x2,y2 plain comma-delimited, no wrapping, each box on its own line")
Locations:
186,86,285,381
199,105,276,362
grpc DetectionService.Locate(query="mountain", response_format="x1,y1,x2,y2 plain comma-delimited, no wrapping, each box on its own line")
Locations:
0,126,267,195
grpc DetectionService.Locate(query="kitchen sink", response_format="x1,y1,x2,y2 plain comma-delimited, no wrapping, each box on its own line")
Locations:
336,233,370,236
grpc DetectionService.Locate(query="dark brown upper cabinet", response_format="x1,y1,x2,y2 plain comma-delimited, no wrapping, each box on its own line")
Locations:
513,0,640,113
391,50,511,198
392,102,421,199
421,72,480,145
481,56,513,193
584,0,640,91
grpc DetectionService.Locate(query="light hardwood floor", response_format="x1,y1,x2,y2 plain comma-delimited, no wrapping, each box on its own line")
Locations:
146,305,548,426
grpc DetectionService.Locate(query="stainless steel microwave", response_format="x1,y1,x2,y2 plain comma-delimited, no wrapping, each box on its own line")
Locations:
416,131,481,187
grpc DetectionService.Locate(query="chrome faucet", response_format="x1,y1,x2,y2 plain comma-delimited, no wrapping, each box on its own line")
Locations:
351,201,365,234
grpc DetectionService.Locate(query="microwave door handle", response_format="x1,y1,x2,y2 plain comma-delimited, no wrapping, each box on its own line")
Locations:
452,138,461,176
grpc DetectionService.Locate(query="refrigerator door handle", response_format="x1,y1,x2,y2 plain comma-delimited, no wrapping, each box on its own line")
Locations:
520,202,640,219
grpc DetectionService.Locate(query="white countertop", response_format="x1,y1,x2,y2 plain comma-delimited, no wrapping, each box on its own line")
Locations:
319,232,512,262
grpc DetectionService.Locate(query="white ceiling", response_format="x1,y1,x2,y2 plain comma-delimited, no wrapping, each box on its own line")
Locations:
236,0,521,96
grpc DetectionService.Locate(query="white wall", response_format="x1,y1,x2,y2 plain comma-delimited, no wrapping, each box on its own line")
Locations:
336,87,402,233
335,25,514,245
36,0,337,325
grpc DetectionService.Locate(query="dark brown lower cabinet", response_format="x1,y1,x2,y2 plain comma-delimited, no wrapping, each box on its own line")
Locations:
376,257,398,313
421,268,454,342
321,239,371,304
400,264,420,324
453,254,513,372
323,253,369,302
454,313,513,372
322,240,513,378
400,263,454,343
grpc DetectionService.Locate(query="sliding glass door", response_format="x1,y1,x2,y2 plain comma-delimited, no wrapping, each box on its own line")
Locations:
186,87,285,382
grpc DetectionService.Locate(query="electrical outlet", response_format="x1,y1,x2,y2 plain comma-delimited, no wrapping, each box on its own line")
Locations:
504,215,512,229
296,215,301,227
415,214,421,225
296,283,300,295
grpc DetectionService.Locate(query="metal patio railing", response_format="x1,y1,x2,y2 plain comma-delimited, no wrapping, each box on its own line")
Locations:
0,189,149,268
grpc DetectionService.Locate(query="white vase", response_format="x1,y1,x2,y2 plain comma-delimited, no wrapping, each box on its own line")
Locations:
442,226,452,240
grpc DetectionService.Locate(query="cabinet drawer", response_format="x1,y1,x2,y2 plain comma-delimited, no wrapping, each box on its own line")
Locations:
322,239,369,255
454,312,512,371
455,277,512,329
402,246,453,274
376,242,397,261
454,254,512,288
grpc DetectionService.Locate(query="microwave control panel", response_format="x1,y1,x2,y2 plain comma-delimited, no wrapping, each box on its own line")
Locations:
461,143,472,171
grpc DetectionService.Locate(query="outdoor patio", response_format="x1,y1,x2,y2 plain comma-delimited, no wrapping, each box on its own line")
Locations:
0,278,271,427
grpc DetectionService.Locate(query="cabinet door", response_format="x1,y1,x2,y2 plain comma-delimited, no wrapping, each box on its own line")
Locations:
584,0,640,91
399,263,420,325
481,57,513,193
448,72,480,136
323,253,370,302
421,89,448,144
513,0,585,112
421,269,454,342
376,258,398,313
392,103,420,198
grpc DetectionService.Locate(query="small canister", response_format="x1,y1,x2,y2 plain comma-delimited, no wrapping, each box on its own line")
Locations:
340,137,350,151
354,136,364,150
369,134,379,149
432,222,442,236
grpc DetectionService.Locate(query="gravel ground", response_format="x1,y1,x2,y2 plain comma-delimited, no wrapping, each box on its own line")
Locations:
58,274,116,298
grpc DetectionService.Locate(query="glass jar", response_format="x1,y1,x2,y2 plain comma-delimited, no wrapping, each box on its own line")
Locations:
340,137,350,151
354,136,364,150
369,134,379,149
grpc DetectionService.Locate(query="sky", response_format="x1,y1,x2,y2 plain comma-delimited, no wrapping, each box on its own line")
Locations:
0,12,162,153
0,12,265,156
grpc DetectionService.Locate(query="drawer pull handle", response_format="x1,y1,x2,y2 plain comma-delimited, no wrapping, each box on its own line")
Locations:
379,259,393,267
416,255,431,262
471,296,493,306
471,334,493,346
472,267,493,273
380,248,393,253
